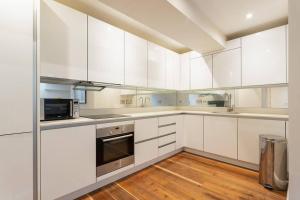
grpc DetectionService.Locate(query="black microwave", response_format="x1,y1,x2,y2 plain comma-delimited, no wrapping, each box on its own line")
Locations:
40,98,80,121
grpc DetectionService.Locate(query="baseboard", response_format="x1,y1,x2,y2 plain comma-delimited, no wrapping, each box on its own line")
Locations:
57,148,183,200
183,147,259,171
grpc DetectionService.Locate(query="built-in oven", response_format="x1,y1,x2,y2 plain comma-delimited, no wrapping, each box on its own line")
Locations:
96,123,134,177
40,98,80,121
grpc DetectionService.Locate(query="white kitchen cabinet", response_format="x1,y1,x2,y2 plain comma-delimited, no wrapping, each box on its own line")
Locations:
242,25,287,86
158,143,176,156
41,125,96,200
0,0,33,136
88,16,124,84
238,118,286,164
190,55,213,89
0,133,33,200
135,139,158,165
148,42,166,89
184,115,204,151
165,50,180,90
204,116,238,159
135,118,158,142
40,0,88,81
213,48,241,88
175,115,185,149
124,32,148,87
179,52,191,90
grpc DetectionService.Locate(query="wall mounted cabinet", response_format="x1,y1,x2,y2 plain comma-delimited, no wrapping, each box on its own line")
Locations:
166,50,180,90
148,42,166,89
41,126,96,200
88,16,124,84
238,118,286,164
179,53,191,90
204,116,238,159
242,25,287,86
40,0,88,81
190,55,213,89
213,48,242,88
124,32,148,87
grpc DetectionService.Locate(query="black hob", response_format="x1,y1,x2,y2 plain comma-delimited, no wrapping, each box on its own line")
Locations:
82,114,128,119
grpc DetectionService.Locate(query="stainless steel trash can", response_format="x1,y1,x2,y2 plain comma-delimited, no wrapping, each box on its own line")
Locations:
259,135,288,190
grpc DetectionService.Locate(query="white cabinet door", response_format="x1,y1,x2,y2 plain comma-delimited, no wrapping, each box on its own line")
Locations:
124,32,148,87
165,50,180,90
135,118,158,142
0,133,33,200
179,52,190,90
88,16,124,84
242,25,287,86
184,115,204,151
238,118,286,164
190,55,213,89
0,0,33,135
40,0,88,81
148,42,166,89
175,115,184,149
135,139,158,165
41,126,96,200
204,116,238,159
213,48,241,88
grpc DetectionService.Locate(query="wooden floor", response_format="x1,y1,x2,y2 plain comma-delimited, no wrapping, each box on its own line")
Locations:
78,152,286,200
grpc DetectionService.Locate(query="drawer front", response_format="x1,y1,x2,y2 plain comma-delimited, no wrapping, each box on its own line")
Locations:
135,139,158,166
158,134,176,146
158,125,176,136
158,143,176,156
159,116,177,126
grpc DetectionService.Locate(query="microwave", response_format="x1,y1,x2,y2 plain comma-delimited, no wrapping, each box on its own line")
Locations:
40,98,80,121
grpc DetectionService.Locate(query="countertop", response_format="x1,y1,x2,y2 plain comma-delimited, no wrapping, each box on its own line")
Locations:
40,110,288,131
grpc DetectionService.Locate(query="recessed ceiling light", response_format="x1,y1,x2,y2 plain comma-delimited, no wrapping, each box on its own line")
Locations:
246,13,253,19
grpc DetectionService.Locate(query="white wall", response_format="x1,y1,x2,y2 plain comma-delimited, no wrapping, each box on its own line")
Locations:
288,0,300,199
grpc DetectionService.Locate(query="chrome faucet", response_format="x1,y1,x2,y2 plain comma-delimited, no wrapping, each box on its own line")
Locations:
138,97,144,107
225,93,234,112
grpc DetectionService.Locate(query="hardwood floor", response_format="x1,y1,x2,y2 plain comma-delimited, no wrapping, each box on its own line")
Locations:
78,152,286,200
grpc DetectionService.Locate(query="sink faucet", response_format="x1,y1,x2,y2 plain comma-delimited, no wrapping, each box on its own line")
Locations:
138,97,144,107
225,93,234,112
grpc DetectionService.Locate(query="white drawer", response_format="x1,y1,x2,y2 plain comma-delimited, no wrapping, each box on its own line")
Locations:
158,125,176,136
159,143,176,156
158,134,176,146
158,116,177,126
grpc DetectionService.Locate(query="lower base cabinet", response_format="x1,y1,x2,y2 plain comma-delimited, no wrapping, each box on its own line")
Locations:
41,125,96,200
204,116,238,159
135,139,158,166
184,115,204,151
238,118,286,164
0,133,33,200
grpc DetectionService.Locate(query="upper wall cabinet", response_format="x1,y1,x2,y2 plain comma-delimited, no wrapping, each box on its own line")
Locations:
88,16,125,84
40,0,88,81
242,25,287,86
213,48,242,88
166,50,180,90
190,55,213,90
0,0,33,135
124,32,148,87
148,42,166,89
179,53,190,90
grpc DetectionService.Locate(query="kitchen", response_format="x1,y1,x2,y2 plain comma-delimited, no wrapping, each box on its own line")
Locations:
1,0,299,200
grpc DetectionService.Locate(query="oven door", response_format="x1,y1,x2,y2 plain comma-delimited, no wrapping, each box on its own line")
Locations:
96,133,134,177
43,99,73,121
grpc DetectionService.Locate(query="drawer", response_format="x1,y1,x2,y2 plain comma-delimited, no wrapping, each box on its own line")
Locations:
158,125,176,136
158,116,177,126
159,143,176,156
158,133,176,146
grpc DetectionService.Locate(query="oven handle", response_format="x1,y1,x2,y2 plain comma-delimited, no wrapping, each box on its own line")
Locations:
102,134,133,142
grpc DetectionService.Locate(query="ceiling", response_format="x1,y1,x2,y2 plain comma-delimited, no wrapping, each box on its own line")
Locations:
188,0,288,39
56,0,288,53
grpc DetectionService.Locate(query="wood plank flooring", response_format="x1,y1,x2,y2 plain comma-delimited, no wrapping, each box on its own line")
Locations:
78,152,286,200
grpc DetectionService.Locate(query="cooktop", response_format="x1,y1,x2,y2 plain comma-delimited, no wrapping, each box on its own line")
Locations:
82,114,128,119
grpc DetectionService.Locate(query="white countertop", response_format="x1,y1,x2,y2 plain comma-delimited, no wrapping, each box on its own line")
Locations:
40,110,288,130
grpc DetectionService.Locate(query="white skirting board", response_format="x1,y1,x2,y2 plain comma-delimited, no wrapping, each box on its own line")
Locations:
56,147,258,200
